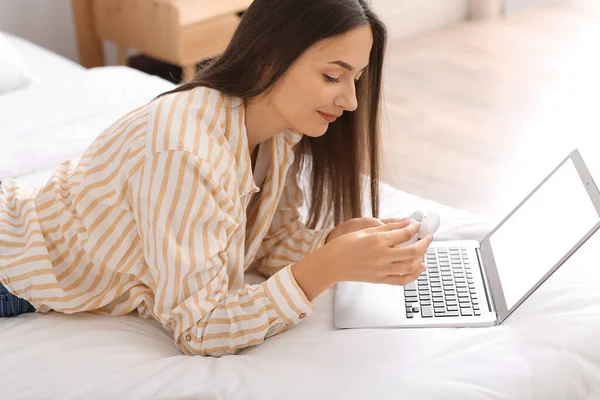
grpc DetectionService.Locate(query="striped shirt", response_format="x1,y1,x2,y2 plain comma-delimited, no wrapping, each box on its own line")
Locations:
0,86,333,356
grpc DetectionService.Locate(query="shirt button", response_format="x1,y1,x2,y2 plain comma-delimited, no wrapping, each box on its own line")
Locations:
299,313,307,319
185,334,192,342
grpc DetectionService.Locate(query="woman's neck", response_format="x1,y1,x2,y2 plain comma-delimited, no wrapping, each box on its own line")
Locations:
244,96,289,153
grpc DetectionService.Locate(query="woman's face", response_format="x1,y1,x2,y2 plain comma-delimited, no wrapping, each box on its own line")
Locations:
268,25,374,137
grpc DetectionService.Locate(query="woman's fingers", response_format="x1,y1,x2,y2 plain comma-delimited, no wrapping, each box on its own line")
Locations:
363,219,411,234
380,217,409,225
382,255,425,275
380,222,422,247
379,264,426,286
389,235,434,261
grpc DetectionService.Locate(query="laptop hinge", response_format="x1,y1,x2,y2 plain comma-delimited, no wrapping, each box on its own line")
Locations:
475,246,498,321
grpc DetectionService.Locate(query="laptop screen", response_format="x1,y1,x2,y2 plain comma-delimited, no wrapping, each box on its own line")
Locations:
486,157,600,311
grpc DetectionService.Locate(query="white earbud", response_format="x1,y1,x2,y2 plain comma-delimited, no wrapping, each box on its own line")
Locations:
396,209,441,247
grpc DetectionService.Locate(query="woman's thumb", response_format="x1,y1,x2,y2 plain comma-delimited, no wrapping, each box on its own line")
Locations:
367,219,411,232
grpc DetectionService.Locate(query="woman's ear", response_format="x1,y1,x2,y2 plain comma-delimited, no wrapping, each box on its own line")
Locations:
257,61,275,88
265,61,274,75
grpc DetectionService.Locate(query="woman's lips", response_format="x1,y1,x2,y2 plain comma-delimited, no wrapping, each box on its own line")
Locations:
318,111,339,123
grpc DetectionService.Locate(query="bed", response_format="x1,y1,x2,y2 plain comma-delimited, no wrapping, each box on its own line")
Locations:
2,34,600,400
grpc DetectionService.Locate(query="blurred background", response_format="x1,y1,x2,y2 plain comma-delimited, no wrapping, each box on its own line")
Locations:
1,0,599,223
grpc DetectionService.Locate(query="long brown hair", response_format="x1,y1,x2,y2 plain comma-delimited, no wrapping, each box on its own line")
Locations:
159,0,387,229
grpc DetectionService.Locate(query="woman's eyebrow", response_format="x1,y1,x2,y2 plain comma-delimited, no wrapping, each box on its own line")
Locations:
327,60,368,72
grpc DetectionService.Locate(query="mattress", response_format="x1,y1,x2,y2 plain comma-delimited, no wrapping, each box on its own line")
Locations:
0,66,175,181
2,60,600,400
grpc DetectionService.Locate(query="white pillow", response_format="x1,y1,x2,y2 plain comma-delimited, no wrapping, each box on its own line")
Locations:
0,31,34,94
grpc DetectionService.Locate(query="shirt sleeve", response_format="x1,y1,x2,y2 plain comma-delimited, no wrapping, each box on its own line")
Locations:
251,161,335,278
130,150,314,357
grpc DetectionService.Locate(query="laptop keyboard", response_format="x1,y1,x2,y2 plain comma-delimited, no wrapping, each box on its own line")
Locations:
404,245,482,319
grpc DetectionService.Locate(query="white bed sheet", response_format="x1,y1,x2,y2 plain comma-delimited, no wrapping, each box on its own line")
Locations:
2,65,600,400
0,66,175,181
4,33,85,83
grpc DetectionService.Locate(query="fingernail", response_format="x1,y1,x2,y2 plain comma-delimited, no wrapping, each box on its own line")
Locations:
427,235,434,241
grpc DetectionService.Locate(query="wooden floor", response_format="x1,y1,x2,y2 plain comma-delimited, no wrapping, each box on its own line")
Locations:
381,0,600,221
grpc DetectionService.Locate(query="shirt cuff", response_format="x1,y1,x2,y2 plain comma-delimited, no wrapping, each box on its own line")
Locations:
262,265,315,326
308,226,336,253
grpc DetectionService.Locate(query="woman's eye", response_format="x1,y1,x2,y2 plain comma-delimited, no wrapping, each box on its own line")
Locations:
323,74,340,83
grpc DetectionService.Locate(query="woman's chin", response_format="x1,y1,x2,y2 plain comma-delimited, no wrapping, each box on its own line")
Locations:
296,122,329,138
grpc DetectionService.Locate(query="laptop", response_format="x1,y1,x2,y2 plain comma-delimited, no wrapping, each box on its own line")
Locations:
334,149,600,329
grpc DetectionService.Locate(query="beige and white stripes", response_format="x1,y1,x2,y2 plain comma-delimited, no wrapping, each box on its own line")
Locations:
0,86,333,356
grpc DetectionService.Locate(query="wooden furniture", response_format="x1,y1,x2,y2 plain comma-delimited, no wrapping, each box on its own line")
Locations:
71,0,252,81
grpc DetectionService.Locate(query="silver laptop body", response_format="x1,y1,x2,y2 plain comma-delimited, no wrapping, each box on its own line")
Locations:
334,149,600,329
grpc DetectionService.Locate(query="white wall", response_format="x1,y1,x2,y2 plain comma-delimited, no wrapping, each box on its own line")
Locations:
504,0,561,14
372,0,469,41
0,0,119,65
0,0,79,61
0,0,468,66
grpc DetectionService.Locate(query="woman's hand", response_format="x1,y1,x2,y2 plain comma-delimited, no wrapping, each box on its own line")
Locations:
325,217,410,244
323,221,433,284
293,221,434,301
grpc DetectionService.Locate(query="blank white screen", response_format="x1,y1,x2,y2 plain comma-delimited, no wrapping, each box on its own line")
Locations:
488,159,599,310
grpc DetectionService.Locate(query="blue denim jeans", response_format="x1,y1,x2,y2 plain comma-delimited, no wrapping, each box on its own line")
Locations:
0,281,35,318
0,283,35,318
0,179,36,317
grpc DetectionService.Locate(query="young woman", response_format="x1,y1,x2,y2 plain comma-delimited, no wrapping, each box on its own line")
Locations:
0,0,433,356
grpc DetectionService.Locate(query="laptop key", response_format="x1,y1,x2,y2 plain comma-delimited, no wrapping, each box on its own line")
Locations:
407,313,414,318
405,282,417,291
474,310,482,316
421,306,434,317
460,308,473,316
412,307,420,313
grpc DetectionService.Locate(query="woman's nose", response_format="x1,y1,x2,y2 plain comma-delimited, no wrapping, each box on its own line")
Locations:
336,83,358,112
